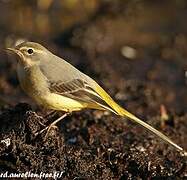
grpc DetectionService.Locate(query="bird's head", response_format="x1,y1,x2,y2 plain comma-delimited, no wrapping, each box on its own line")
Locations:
6,41,49,67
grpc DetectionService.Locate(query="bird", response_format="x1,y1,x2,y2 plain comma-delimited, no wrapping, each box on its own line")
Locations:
6,41,185,153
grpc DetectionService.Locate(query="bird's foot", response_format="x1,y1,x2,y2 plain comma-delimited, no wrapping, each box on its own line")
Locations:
35,112,70,139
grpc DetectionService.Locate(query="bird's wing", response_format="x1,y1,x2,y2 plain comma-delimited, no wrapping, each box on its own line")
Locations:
49,78,115,112
39,55,116,112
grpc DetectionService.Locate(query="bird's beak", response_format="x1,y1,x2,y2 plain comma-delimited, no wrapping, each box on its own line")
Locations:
6,47,18,54
6,47,22,58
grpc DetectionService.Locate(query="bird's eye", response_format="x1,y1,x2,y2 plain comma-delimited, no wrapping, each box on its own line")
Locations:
27,48,34,55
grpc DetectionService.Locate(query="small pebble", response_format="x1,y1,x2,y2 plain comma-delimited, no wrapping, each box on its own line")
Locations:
121,46,137,59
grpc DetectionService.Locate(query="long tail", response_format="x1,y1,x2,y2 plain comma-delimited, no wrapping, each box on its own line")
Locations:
94,83,184,152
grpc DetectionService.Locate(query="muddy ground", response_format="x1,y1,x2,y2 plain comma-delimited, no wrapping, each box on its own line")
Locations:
0,1,187,179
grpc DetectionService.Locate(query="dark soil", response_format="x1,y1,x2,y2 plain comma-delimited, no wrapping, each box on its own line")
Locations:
0,1,187,179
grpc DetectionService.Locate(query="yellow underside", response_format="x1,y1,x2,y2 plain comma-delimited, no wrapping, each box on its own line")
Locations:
35,93,87,112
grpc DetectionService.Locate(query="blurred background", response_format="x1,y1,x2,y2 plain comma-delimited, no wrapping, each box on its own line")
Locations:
0,0,187,115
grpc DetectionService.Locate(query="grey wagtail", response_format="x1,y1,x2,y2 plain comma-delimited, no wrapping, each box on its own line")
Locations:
6,41,185,153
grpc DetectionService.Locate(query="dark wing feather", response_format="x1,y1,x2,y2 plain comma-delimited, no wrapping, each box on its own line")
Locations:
50,79,85,95
49,78,115,112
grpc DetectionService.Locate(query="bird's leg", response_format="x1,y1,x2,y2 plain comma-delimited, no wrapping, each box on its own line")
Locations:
44,112,71,140
30,110,57,127
44,110,57,119
35,112,70,138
